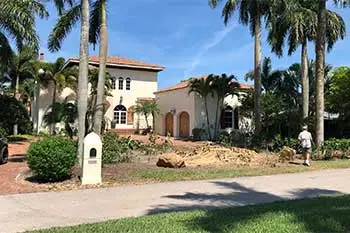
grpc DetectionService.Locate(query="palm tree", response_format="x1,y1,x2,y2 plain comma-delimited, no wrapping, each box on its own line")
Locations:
209,0,271,134
211,73,240,139
0,0,48,57
245,57,283,93
91,0,108,136
268,0,345,120
189,76,214,140
7,46,37,135
8,46,37,100
135,100,160,130
43,98,78,139
48,0,109,136
38,58,77,134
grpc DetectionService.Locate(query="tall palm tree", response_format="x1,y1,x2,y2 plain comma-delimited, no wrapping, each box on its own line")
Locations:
189,76,214,140
50,0,90,165
209,0,270,134
48,0,108,136
245,57,283,93
211,73,240,139
7,46,37,135
268,0,345,120
91,0,108,135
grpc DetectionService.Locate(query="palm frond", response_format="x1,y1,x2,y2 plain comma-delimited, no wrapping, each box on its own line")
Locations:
48,4,81,52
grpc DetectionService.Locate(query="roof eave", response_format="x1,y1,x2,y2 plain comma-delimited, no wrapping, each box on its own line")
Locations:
64,59,165,72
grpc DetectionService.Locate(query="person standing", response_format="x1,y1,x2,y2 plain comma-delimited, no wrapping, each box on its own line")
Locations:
298,125,313,166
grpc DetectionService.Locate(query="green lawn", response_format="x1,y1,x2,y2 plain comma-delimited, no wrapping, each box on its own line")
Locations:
30,195,350,233
128,159,350,182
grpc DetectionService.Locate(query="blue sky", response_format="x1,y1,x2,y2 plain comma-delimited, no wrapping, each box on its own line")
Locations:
37,1,350,89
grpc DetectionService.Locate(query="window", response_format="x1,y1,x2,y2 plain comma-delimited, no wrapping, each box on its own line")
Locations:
126,78,131,90
220,106,233,129
118,77,124,90
113,105,127,124
111,77,116,89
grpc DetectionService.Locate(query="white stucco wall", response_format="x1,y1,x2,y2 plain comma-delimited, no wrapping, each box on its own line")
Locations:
155,88,253,139
104,68,157,130
34,67,159,133
155,87,195,138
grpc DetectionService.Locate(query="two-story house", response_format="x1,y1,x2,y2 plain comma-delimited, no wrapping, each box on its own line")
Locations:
33,56,165,134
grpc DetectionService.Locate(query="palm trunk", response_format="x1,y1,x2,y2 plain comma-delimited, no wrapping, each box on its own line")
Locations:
301,40,309,119
315,0,326,147
13,74,20,135
77,0,90,167
93,0,108,136
254,15,262,134
152,112,155,130
204,96,212,140
50,81,57,135
214,95,221,140
145,114,149,128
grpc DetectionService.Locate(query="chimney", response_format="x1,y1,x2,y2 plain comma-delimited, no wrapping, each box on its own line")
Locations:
39,52,44,61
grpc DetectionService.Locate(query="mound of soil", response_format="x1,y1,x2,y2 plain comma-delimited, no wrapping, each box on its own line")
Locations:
176,144,277,167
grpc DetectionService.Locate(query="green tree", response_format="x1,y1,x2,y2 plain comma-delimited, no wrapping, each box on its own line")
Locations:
209,0,271,134
0,0,48,60
48,0,109,136
326,67,350,120
135,100,160,129
43,98,78,139
314,0,349,146
211,73,240,139
189,76,214,140
245,57,283,93
268,0,345,120
38,58,77,134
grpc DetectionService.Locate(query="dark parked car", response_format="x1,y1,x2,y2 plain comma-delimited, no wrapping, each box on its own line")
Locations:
0,137,8,164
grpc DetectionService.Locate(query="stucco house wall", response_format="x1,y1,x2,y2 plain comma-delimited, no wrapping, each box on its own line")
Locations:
33,56,164,133
155,77,253,139
155,86,196,138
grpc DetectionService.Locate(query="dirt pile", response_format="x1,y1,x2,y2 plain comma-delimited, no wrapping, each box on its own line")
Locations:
175,144,276,167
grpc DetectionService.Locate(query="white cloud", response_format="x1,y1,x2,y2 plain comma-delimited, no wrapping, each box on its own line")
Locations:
183,24,237,78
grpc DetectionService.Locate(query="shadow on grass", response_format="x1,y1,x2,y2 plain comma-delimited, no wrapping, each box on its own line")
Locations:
148,181,348,232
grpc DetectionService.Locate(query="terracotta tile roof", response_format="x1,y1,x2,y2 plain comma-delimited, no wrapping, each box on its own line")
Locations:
154,75,253,94
66,56,165,71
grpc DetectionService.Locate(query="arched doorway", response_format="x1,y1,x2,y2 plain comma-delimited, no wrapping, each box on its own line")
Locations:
165,112,174,136
179,111,190,138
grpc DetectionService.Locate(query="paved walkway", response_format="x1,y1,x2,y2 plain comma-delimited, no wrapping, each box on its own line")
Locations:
2,169,350,233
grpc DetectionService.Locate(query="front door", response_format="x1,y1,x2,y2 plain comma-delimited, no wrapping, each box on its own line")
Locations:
165,113,174,136
179,112,190,138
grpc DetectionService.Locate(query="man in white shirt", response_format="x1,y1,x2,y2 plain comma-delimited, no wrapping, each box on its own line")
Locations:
298,125,313,167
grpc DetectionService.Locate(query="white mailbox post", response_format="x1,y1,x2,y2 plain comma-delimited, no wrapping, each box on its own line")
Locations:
82,132,102,185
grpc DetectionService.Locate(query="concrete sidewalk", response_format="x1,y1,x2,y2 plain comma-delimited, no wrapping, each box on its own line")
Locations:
2,169,350,233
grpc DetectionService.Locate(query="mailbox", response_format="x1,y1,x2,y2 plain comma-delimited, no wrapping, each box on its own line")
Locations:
82,132,102,185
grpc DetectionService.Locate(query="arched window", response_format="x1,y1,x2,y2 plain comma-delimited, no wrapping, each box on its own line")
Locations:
111,77,116,89
220,106,233,129
114,104,127,124
126,77,131,90
118,77,124,90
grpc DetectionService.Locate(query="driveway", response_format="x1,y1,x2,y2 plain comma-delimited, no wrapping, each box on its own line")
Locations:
1,168,350,233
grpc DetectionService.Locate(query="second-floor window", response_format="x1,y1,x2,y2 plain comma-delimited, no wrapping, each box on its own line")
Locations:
111,77,116,89
126,78,131,90
118,77,123,90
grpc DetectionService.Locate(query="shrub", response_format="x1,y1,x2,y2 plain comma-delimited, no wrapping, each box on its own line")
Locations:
192,128,206,141
27,137,77,182
0,127,7,138
321,138,350,160
219,130,252,148
102,132,140,164
270,135,299,152
0,95,32,134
